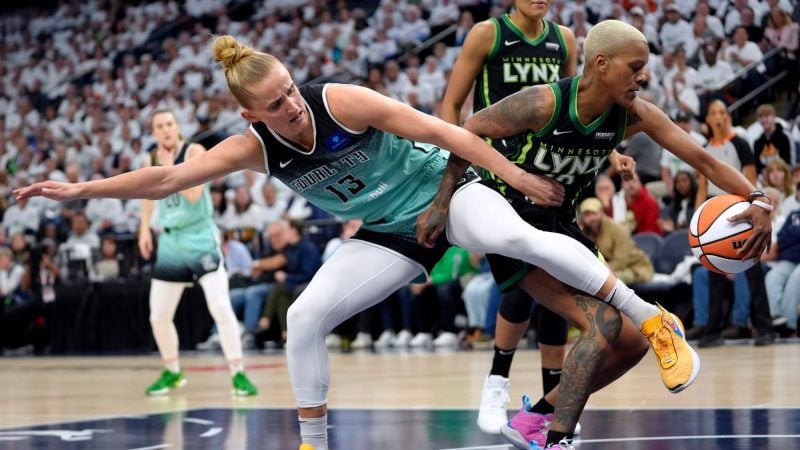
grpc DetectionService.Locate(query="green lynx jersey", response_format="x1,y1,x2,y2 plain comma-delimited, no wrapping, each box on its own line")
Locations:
483,75,627,208
250,84,448,241
473,16,568,113
151,143,215,230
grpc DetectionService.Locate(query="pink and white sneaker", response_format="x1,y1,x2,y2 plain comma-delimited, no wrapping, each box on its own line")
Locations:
499,395,551,449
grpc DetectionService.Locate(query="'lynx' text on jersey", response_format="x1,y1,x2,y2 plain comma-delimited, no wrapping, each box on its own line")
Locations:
484,75,627,207
474,16,568,113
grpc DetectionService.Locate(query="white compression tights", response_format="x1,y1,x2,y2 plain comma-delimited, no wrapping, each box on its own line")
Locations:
287,240,423,407
149,263,243,364
446,182,611,297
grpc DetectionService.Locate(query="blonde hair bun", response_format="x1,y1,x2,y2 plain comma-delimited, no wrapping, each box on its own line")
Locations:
212,35,253,71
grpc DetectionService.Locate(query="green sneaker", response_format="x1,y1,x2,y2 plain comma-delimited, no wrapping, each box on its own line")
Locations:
145,369,186,396
232,371,258,396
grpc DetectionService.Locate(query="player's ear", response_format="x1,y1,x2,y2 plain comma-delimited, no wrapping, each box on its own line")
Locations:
241,110,258,123
595,53,609,73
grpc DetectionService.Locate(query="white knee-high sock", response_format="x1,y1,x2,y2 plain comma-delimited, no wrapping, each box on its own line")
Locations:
299,415,328,449
149,279,186,370
604,279,660,327
199,264,244,369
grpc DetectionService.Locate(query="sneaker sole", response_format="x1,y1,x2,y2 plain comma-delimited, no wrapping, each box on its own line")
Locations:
476,414,506,434
499,423,534,450
146,377,187,396
232,389,258,397
668,315,701,394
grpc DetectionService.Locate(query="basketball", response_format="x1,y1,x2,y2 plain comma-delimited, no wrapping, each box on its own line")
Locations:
688,195,755,274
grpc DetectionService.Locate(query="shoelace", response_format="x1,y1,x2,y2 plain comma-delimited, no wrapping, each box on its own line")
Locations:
551,438,574,449
654,320,677,367
540,418,552,434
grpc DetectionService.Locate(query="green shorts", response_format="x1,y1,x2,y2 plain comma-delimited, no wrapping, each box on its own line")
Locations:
153,221,222,282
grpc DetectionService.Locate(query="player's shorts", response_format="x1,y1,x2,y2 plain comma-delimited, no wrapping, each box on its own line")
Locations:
352,227,450,283
485,197,598,292
354,171,480,283
153,220,222,283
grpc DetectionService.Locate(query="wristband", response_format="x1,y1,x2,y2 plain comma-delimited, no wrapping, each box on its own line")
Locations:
751,199,773,212
747,190,767,203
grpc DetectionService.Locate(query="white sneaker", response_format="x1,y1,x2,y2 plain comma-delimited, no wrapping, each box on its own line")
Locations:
325,334,342,349
476,374,510,434
409,332,433,348
574,421,582,436
351,332,373,349
196,333,220,351
433,331,459,347
393,330,413,347
374,330,397,348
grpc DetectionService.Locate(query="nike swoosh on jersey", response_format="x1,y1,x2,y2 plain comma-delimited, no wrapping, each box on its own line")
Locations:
552,129,572,136
504,40,520,46
279,159,294,168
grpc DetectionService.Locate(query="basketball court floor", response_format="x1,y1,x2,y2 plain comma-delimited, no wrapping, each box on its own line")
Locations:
2,342,799,449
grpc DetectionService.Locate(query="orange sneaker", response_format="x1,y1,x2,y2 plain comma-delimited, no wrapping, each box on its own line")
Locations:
640,304,700,393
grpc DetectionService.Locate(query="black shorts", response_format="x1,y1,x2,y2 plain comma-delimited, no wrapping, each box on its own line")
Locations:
485,195,598,292
352,227,450,281
351,171,480,282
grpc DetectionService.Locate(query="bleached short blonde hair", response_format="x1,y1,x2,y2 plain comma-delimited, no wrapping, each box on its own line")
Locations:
584,20,648,66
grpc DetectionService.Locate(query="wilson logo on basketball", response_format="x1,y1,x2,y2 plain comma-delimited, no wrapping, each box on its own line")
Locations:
731,239,747,250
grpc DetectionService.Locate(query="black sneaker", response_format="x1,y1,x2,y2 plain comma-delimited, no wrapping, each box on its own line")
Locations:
685,326,706,340
754,332,775,346
698,333,724,348
721,326,751,340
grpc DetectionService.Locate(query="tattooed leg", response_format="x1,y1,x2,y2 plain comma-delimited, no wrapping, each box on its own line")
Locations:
551,294,620,433
520,270,624,434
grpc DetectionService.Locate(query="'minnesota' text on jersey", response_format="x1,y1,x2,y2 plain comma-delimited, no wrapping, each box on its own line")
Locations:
473,15,568,113
483,75,627,208
250,84,448,239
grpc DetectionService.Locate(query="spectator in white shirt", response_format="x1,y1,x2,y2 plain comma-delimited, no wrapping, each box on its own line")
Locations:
2,197,40,237
405,67,437,111
660,4,694,53
258,181,289,229
85,174,125,234
723,25,768,104
427,0,460,28
367,29,400,65
698,0,725,39
697,41,735,116
419,56,448,101
383,60,412,102
63,212,100,253
662,46,701,117
221,186,263,232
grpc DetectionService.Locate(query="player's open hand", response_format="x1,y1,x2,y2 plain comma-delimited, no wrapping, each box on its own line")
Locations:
416,203,448,248
729,204,772,260
515,172,565,206
13,181,79,202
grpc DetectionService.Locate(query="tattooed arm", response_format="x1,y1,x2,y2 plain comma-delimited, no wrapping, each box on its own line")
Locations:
464,84,555,139
417,86,559,247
